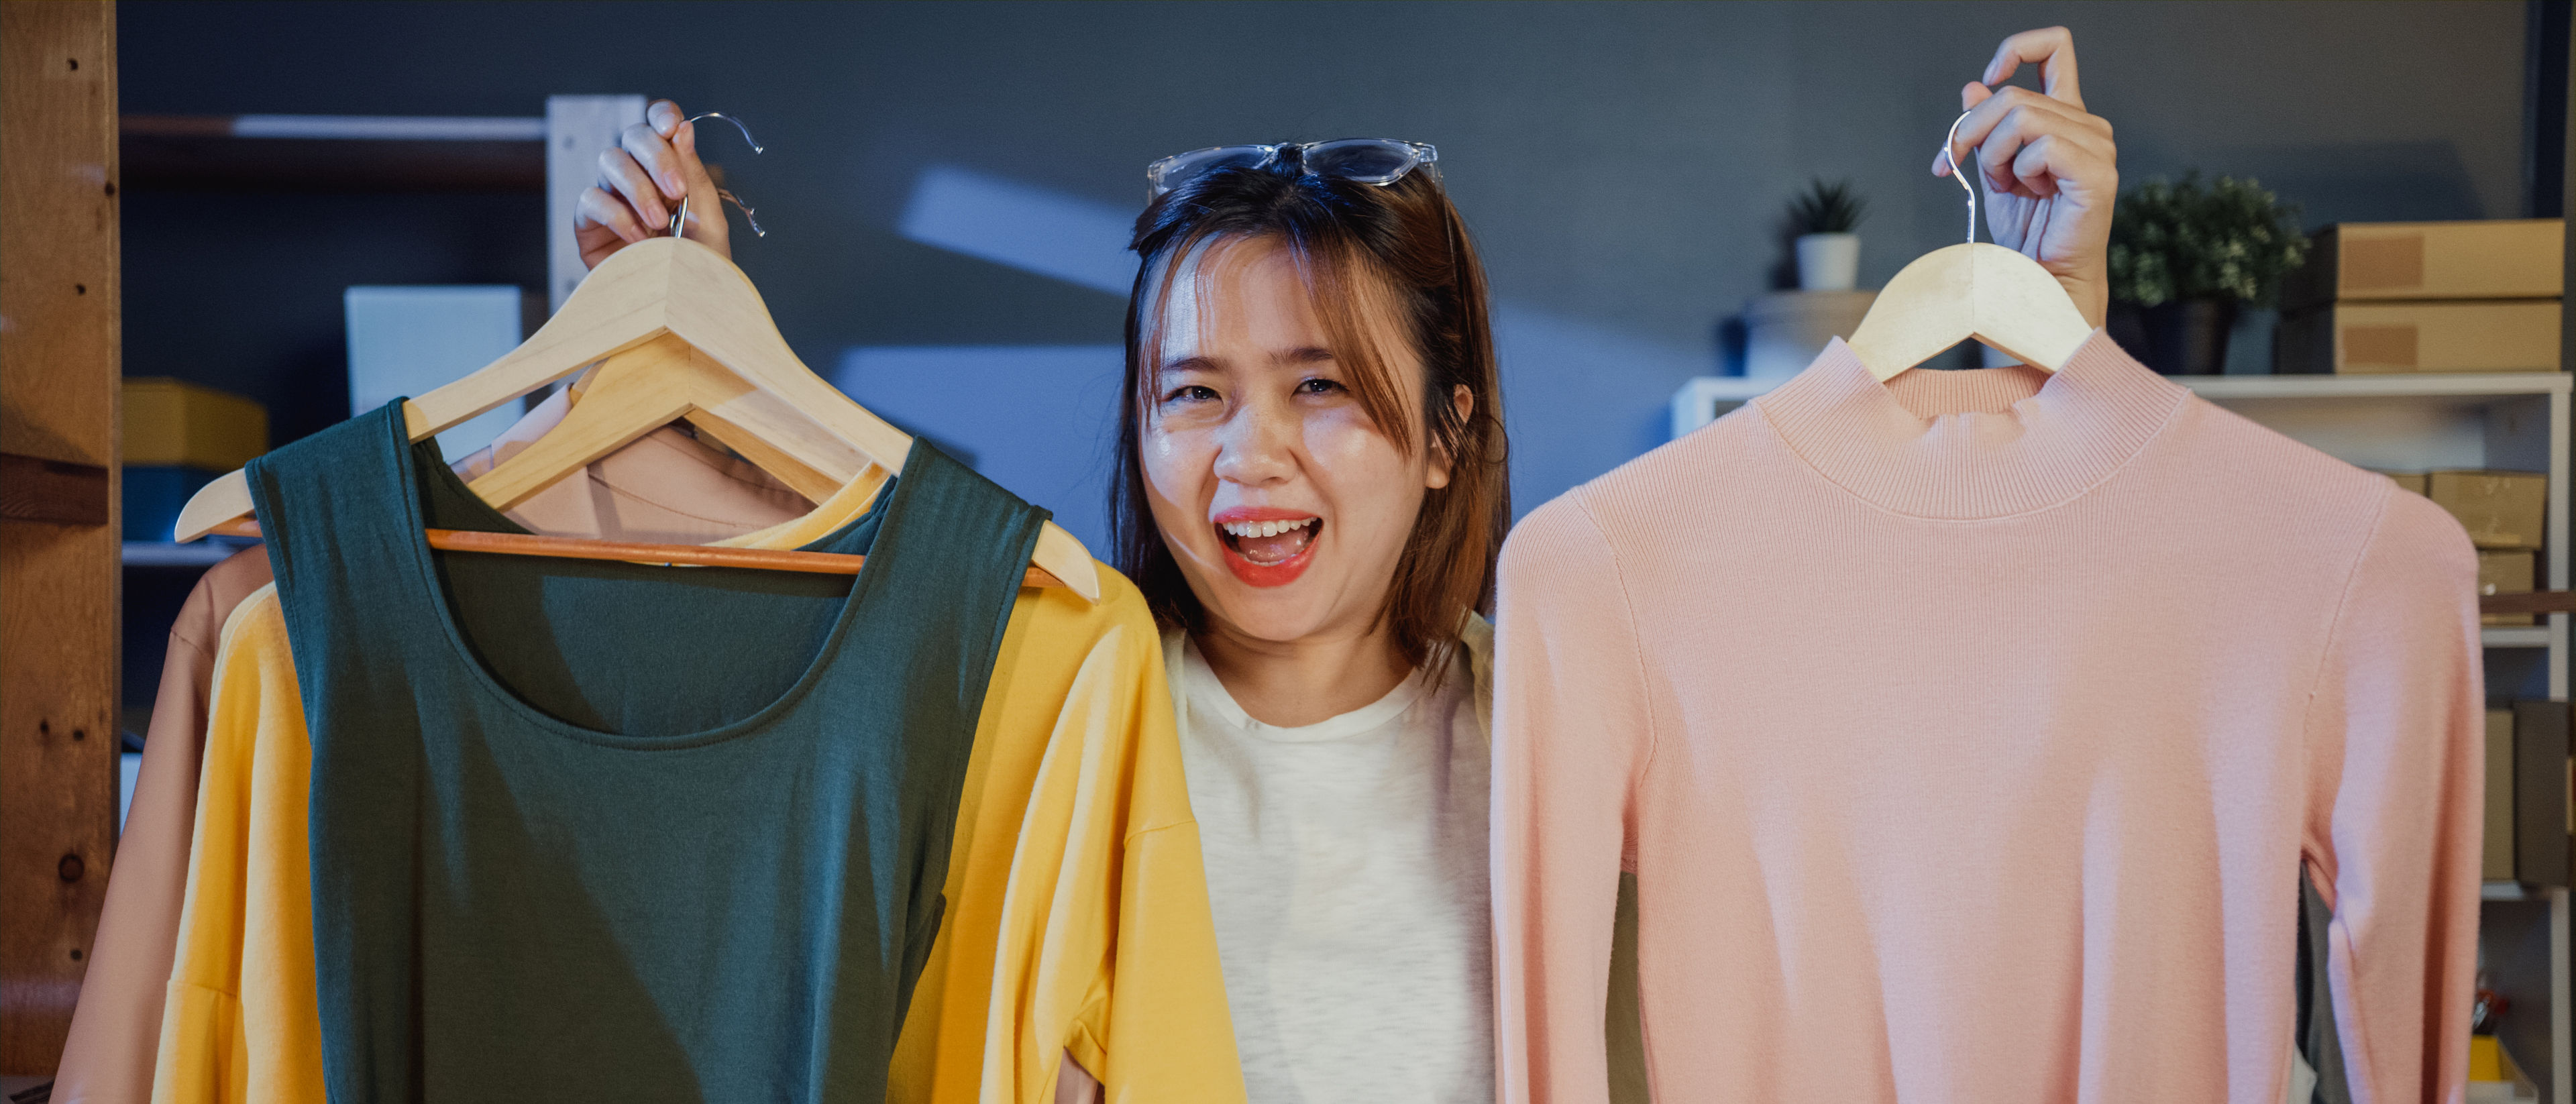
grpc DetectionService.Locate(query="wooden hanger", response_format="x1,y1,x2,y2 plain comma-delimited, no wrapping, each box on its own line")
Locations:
174,234,1102,601
1843,113,2096,382
466,333,861,510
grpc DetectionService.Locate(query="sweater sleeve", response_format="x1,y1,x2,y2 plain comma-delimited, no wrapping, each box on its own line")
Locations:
154,588,329,1104
2302,489,2481,1104
988,615,1245,1104
1494,497,1657,1104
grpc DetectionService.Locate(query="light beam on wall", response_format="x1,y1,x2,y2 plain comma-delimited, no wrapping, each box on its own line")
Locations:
898,165,1138,294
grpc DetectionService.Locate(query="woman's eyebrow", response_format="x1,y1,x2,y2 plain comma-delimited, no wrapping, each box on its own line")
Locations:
1276,346,1335,366
1158,355,1219,375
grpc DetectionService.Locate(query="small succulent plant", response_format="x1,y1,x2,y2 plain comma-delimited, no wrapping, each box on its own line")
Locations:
1786,178,1867,236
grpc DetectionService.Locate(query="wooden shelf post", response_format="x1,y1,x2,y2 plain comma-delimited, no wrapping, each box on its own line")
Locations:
1,0,122,1075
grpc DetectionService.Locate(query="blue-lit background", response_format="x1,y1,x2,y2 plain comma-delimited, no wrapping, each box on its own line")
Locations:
121,1,2537,550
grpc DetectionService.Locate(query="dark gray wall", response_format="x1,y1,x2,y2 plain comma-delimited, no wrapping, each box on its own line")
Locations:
121,1,2534,534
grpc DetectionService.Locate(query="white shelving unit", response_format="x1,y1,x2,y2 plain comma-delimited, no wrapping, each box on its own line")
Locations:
1672,369,2575,1101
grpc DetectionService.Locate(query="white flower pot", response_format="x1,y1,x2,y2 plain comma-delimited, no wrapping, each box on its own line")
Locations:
1795,233,1861,292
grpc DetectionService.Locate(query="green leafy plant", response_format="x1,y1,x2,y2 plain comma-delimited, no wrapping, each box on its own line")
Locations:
2108,172,2308,307
1786,178,1866,235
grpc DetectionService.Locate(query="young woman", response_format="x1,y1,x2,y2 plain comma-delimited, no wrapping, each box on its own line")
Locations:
576,26,2118,1103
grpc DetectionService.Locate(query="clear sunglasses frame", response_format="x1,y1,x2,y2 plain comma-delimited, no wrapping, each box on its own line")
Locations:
1144,138,1440,200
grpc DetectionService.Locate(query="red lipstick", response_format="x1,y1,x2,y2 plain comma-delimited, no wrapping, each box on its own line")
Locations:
1213,507,1321,588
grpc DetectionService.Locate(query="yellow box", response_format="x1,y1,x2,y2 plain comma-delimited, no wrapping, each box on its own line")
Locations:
2471,1033,2506,1084
2277,300,2559,374
2479,549,2537,626
122,378,267,470
2426,470,2548,549
2283,219,2563,309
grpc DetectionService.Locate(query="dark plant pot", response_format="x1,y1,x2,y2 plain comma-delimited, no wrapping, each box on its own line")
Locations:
2109,298,2239,376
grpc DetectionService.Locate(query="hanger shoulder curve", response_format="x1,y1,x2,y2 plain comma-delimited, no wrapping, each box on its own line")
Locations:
1031,522,1100,602
173,470,256,541
1845,243,2093,381
410,239,686,438
661,241,914,474
465,338,700,512
1958,244,2094,372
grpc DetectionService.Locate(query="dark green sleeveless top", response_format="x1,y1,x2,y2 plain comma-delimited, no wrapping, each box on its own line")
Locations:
248,402,1043,1103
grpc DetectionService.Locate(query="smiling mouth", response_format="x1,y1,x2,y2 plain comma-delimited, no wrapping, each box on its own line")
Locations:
1218,516,1320,567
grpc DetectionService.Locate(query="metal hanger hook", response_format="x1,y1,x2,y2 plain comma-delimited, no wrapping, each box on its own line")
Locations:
684,111,764,156
665,111,768,239
1942,109,1979,247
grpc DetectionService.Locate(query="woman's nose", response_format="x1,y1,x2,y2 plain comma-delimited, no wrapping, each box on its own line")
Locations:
1210,402,1295,486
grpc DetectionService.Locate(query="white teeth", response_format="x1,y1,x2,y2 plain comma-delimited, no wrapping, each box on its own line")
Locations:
1220,518,1315,539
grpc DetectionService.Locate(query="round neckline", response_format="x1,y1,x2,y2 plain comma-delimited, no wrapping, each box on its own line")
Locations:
1751,331,2188,521
394,423,917,751
1179,632,1436,742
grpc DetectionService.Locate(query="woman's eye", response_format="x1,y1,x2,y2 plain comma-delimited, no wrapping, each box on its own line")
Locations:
1162,384,1220,404
1295,377,1345,396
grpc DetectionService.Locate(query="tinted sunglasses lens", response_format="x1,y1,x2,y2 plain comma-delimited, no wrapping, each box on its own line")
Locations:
1151,146,1275,194
1302,140,1421,184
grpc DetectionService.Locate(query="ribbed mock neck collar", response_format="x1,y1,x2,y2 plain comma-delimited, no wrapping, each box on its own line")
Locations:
1752,331,2186,520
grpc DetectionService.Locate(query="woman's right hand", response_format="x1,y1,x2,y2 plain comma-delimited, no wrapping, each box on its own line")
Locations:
574,99,732,270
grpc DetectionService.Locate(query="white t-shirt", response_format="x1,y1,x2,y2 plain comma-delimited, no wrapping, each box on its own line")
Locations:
1171,630,1493,1104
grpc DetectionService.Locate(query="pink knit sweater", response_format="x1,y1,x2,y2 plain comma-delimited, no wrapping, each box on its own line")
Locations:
1493,334,2482,1104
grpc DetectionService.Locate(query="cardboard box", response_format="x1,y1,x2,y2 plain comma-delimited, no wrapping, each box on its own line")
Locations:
2427,470,2548,549
2514,701,2571,887
2277,300,2559,374
2481,549,2538,626
2373,470,2430,496
2282,219,2563,310
2488,709,2516,882
123,378,267,470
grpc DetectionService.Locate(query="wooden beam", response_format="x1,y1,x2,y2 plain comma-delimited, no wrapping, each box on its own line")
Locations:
0,0,121,1075
0,453,109,526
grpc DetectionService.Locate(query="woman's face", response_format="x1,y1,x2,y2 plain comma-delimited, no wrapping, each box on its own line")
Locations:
1141,235,1454,647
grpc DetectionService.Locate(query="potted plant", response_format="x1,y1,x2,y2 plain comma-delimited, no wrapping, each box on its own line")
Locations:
1788,178,1866,292
2106,172,2308,375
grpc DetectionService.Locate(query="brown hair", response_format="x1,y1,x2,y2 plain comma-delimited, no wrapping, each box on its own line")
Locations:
1110,153,1509,669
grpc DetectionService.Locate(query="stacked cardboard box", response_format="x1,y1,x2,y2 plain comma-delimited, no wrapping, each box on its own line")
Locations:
2375,469,2546,624
122,378,267,543
2485,703,2571,889
2277,219,2562,374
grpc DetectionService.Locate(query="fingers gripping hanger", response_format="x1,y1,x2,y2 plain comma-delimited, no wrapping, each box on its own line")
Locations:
669,111,765,239
1842,109,2096,382
174,112,1102,600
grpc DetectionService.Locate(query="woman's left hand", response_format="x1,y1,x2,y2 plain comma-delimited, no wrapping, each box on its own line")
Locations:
1937,26,2119,327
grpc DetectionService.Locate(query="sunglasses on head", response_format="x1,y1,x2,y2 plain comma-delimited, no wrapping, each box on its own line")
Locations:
1145,139,1440,201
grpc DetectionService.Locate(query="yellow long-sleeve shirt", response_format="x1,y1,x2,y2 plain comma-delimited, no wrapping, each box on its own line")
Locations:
153,474,1244,1104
